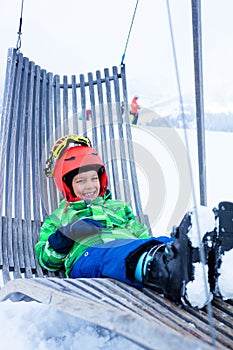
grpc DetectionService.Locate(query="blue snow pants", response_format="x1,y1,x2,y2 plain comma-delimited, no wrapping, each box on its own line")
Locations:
70,236,173,287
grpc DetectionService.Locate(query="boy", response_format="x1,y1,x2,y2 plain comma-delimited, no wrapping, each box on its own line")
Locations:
35,135,233,309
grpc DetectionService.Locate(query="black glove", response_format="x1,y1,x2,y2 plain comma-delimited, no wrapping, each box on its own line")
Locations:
58,218,103,241
48,230,74,254
48,218,103,254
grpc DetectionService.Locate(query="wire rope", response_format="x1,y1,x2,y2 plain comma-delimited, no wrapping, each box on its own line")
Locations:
16,0,25,51
120,0,140,65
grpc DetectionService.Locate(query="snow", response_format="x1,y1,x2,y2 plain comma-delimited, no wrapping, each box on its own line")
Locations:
0,300,140,350
186,263,212,309
188,205,216,248
218,249,233,300
186,206,215,308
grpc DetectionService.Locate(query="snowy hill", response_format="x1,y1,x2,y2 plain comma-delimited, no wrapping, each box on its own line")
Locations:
144,109,233,132
132,125,233,233
136,96,233,132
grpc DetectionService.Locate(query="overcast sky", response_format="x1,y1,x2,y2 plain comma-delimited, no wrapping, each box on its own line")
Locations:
1,0,233,109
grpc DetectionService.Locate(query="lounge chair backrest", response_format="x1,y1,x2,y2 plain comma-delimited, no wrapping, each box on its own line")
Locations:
0,48,144,283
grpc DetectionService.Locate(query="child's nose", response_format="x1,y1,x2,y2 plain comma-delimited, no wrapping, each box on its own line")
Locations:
86,179,93,188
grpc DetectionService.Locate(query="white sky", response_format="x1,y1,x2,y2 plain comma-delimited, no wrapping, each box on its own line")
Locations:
1,0,233,107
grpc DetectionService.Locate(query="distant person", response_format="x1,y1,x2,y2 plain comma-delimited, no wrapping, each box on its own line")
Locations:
130,96,140,125
86,109,92,121
120,101,125,116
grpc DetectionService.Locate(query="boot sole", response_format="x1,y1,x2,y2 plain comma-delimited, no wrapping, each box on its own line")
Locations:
215,201,233,299
179,206,215,308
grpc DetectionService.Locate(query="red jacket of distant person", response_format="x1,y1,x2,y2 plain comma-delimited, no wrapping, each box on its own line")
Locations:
130,96,140,114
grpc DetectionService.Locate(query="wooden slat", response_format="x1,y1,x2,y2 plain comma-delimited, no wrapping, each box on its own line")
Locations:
5,54,24,272
112,66,131,203
40,69,51,217
53,75,61,139
119,65,144,221
14,56,29,220
46,72,57,212
24,60,35,221
80,73,88,137
32,65,43,222
96,70,109,168
71,75,78,135
88,72,98,148
143,288,233,350
7,53,23,220
12,218,21,279
62,75,69,136
22,220,33,278
104,67,120,199
0,50,19,266
1,217,10,283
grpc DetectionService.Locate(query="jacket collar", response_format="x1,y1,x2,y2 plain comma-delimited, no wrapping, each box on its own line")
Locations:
67,189,112,210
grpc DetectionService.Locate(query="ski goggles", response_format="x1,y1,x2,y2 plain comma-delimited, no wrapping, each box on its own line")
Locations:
44,134,92,177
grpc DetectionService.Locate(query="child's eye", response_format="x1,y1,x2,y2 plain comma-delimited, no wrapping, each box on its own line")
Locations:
76,179,84,184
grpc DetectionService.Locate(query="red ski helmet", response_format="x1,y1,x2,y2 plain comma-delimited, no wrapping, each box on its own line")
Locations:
53,145,108,201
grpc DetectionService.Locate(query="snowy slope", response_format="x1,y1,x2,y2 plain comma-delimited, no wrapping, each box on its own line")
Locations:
133,125,233,233
136,96,233,132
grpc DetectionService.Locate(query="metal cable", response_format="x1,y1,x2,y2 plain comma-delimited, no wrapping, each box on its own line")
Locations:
166,0,216,347
16,0,25,51
121,0,140,65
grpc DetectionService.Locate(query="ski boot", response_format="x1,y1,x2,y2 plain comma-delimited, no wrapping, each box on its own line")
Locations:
141,206,216,308
213,201,233,300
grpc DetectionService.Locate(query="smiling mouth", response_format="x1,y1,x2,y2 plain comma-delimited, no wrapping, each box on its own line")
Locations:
82,191,96,198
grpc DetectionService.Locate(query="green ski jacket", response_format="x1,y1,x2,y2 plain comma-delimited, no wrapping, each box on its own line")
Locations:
35,191,151,277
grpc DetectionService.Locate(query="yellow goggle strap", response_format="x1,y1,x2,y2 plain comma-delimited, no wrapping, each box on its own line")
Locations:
44,134,92,178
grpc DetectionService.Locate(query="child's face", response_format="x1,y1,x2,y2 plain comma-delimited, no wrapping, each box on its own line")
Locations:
72,170,100,200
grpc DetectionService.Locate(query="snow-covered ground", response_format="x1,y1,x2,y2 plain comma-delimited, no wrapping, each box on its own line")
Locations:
0,300,140,350
133,125,233,233
0,126,233,349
